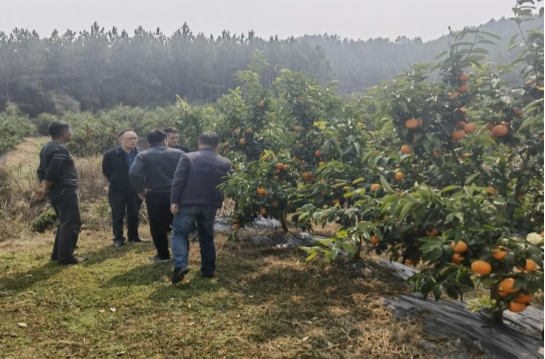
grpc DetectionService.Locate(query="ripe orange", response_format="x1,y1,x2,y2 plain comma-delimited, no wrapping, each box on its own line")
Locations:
318,161,326,166
233,224,241,229
246,128,253,134
256,187,267,195
302,172,312,179
508,302,526,313
300,160,306,165
293,126,302,131
499,278,520,293
448,91,459,99
464,123,476,133
370,184,381,191
486,186,498,194
452,254,465,264
273,176,279,181
257,102,264,108
394,172,404,181
516,293,533,304
371,236,380,244
499,121,511,128
233,128,240,135
458,84,469,93
519,259,538,272
491,248,507,260
456,121,466,127
452,129,466,141
282,164,290,171
274,168,281,174
239,138,247,145
426,229,439,236
450,241,468,253
458,73,470,82
260,207,267,215
471,260,492,275
405,259,414,265
486,123,495,131
405,118,419,129
232,219,239,223
401,145,414,154
458,107,468,116
512,107,523,116
492,125,508,137
315,150,323,157
332,199,340,204
276,163,284,169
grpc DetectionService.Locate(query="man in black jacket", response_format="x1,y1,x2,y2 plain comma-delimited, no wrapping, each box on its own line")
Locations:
129,130,184,261
102,130,149,247
36,121,87,265
169,132,232,284
164,127,191,152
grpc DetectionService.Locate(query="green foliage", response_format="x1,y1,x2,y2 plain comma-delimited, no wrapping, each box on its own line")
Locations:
30,209,58,233
0,103,35,154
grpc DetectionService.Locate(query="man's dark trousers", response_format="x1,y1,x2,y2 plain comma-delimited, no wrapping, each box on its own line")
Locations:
146,191,172,259
109,191,142,242
50,187,82,263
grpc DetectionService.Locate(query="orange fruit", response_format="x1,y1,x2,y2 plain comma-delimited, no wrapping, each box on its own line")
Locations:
232,219,239,223
233,128,240,136
239,138,247,145
491,248,507,260
246,128,253,134
370,184,381,191
456,120,466,127
426,229,439,236
293,126,303,131
405,118,419,129
492,125,508,137
276,163,284,169
273,176,279,181
332,199,340,204
274,168,281,174
300,160,306,165
516,293,533,304
471,260,492,275
486,186,498,194
452,129,466,141
486,123,495,131
401,145,414,154
458,107,468,116
257,102,264,108
256,187,267,195
458,73,470,82
522,259,538,271
448,91,459,99
433,150,443,157
302,172,312,179
394,172,404,181
315,150,323,157
450,241,468,253
499,278,520,293
452,254,465,264
272,202,278,207
318,161,326,166
499,121,511,128
405,259,414,265
464,123,476,133
512,107,523,116
508,302,526,313
259,207,267,215
458,84,469,93
282,165,290,171
371,236,380,244
233,224,241,229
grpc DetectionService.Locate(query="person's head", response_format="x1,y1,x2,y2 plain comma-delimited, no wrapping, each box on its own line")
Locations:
118,130,138,151
147,130,167,147
48,121,72,142
198,132,220,152
163,127,180,148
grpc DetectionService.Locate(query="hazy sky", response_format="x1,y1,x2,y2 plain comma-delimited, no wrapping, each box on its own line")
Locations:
2,0,518,41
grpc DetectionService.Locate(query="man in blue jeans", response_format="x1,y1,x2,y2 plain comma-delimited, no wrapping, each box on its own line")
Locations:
169,132,232,284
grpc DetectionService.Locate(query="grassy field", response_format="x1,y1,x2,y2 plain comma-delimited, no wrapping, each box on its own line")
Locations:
0,227,489,359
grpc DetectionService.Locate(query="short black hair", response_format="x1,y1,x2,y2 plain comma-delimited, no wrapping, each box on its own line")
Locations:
147,130,167,144
198,132,220,147
163,127,179,134
48,121,71,138
118,130,134,138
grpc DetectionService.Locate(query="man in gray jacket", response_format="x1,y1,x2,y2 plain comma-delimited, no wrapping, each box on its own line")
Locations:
129,130,184,261
169,132,232,284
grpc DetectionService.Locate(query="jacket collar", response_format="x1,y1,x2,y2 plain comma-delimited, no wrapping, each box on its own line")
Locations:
199,147,216,153
116,146,139,155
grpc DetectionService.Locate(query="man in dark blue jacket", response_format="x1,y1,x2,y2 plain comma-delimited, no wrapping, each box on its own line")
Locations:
102,130,149,247
130,130,184,262
169,132,232,284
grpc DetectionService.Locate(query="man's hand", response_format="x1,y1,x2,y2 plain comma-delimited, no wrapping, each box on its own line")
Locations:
170,204,179,215
35,188,49,200
138,192,146,201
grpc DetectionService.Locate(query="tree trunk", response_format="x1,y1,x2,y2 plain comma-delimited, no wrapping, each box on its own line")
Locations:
489,283,504,323
279,210,289,233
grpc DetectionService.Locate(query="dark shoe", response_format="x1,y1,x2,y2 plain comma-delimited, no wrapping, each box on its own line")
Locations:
58,256,88,265
200,272,214,278
51,252,78,261
113,240,125,247
172,267,190,284
147,255,171,262
128,238,150,243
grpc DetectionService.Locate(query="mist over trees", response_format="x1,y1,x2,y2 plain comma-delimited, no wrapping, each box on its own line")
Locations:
0,16,538,116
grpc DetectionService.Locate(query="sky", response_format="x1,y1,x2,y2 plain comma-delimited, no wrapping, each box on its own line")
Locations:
2,0,518,42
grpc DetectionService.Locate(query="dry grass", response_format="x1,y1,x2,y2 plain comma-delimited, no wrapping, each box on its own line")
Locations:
0,229,488,359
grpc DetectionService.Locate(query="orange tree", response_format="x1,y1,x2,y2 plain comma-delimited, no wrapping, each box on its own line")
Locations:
293,7,543,321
